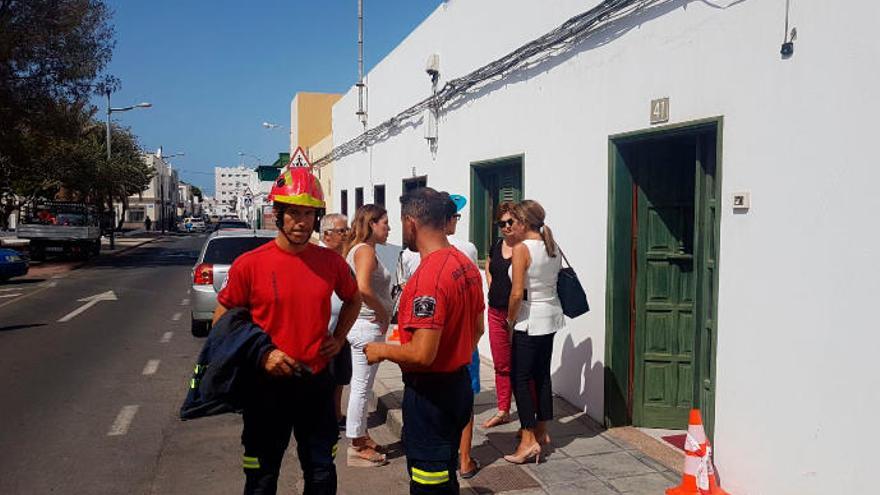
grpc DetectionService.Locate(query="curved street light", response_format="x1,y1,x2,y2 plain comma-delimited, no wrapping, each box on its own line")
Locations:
105,92,152,248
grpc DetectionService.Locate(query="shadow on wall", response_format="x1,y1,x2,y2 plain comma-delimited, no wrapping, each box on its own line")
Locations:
551,332,604,421
375,243,403,284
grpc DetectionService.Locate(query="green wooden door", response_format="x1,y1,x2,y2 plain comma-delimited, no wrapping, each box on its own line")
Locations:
693,132,720,438
632,137,697,428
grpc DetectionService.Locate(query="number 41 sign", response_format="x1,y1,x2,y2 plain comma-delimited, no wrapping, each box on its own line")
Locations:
650,97,669,125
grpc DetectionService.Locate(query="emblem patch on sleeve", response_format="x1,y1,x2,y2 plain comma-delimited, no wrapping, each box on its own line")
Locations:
413,296,436,318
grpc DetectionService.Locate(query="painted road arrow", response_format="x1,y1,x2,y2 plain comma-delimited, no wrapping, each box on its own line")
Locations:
57,290,118,323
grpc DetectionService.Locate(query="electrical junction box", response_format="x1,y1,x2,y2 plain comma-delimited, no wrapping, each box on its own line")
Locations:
732,192,751,210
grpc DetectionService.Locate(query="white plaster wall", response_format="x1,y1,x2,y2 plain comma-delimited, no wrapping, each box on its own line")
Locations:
331,1,880,493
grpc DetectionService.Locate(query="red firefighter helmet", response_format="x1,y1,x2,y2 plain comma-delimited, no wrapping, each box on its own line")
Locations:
268,165,325,208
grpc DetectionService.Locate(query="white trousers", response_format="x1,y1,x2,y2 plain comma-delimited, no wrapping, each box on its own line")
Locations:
345,319,384,439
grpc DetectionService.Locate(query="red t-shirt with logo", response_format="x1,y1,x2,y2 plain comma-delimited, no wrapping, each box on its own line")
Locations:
398,246,485,373
217,241,358,372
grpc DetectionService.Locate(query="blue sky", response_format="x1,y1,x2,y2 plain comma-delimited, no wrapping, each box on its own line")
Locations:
97,1,442,195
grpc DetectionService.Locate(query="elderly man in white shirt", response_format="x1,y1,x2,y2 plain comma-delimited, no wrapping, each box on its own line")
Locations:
319,213,352,430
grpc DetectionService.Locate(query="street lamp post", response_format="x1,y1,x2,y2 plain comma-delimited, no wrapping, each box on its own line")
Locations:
105,90,151,248
238,151,263,166
262,121,294,153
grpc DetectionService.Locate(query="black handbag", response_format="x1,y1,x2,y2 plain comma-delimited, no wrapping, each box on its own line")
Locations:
556,245,590,318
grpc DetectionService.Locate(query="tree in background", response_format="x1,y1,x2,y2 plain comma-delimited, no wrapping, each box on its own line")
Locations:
0,0,138,229
190,185,204,201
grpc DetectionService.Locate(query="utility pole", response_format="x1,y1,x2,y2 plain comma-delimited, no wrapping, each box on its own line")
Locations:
105,90,115,249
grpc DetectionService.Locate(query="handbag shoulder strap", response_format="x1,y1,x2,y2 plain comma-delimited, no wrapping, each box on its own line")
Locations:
556,243,573,270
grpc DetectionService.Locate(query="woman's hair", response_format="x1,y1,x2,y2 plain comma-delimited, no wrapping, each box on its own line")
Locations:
345,204,387,256
515,199,557,257
496,200,522,222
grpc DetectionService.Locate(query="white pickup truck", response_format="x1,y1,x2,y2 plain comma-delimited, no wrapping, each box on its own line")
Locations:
17,202,102,260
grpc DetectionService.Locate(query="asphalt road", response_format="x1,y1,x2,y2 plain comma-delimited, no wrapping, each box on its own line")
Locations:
0,234,409,495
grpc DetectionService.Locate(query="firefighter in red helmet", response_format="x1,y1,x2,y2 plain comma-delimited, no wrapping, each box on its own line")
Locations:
213,161,362,494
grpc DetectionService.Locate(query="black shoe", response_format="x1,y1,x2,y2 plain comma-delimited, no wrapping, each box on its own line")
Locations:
460,459,481,479
338,416,346,431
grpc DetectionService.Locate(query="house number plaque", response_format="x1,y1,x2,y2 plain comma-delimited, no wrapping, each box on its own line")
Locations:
650,97,669,124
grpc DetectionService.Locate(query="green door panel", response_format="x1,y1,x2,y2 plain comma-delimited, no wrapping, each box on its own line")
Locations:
633,137,697,429
693,132,720,438
471,158,523,260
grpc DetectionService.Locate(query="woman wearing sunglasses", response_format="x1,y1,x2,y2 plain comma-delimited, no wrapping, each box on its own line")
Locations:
481,201,525,430
504,199,564,465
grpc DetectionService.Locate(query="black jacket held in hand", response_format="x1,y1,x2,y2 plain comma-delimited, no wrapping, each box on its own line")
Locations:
179,308,274,420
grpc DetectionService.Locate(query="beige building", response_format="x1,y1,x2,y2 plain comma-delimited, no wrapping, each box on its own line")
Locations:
289,92,341,212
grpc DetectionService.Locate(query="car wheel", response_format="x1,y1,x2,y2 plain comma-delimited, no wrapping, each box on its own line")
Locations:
191,318,211,338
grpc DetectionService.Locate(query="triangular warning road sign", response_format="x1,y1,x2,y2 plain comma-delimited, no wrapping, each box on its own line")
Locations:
289,146,312,168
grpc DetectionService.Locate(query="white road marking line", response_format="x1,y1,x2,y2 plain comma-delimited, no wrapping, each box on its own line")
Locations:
181,298,190,305
57,290,118,323
108,405,139,436
160,331,173,343
142,359,160,375
0,287,23,292
0,293,22,298
171,312,182,321
41,281,58,288
187,289,191,295
0,283,54,309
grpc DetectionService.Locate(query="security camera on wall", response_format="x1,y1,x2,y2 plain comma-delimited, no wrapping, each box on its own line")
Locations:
426,53,440,82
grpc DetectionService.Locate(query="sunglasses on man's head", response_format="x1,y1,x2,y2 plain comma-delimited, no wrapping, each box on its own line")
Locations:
496,219,515,228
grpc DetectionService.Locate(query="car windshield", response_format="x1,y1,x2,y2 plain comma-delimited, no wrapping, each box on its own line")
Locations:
202,237,270,264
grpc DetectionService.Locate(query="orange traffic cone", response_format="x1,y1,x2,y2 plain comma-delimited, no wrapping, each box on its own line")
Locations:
666,410,708,495
702,443,729,495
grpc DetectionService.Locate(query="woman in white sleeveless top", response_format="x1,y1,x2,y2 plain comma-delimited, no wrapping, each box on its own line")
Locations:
344,204,393,467
504,200,564,464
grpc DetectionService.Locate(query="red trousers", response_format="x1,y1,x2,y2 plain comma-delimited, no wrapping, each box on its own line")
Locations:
488,307,512,412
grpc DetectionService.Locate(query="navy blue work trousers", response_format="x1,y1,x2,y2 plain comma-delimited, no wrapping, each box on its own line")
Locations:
402,367,473,495
241,369,339,495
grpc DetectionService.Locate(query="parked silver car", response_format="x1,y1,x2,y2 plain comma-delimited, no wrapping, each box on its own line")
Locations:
190,229,276,336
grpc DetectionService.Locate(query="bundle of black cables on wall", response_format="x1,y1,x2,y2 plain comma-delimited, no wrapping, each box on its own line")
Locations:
315,0,655,167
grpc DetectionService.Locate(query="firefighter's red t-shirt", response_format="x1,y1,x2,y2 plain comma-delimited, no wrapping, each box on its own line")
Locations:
398,246,485,373
217,241,358,372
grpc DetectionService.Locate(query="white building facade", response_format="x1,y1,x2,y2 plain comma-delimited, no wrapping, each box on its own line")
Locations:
214,166,257,219
330,1,880,493
124,151,179,231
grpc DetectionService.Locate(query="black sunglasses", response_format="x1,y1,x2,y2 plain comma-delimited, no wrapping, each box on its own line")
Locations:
496,219,515,228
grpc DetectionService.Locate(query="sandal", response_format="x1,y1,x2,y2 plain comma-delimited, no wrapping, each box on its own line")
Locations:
347,446,388,467
481,412,510,429
460,459,481,479
363,436,387,453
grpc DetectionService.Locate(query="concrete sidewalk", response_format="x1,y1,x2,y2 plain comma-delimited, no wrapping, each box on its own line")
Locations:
371,355,684,495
